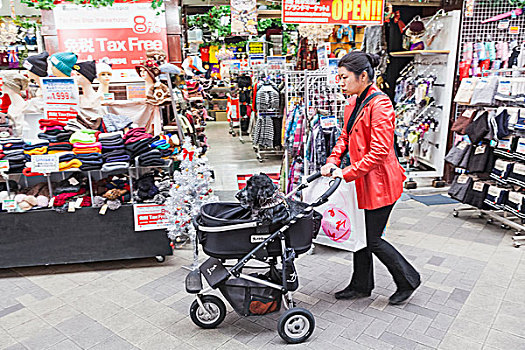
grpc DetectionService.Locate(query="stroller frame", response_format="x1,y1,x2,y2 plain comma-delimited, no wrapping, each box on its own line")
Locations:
186,172,341,344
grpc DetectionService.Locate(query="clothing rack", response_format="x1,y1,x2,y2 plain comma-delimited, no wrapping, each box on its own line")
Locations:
252,65,286,162
393,10,461,182
282,70,347,193
447,1,525,248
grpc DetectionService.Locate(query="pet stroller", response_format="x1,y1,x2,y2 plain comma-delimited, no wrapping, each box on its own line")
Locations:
185,172,341,344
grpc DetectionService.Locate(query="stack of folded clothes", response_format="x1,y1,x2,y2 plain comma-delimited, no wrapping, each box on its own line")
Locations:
70,129,97,144
58,152,82,171
149,135,173,158
0,138,26,173
99,132,130,173
65,119,86,132
123,128,153,165
77,153,103,171
38,119,66,142
47,141,73,155
23,140,49,157
73,141,102,155
138,149,166,167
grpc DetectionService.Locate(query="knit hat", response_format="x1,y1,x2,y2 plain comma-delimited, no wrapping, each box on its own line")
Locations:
49,52,78,77
135,59,161,81
23,52,49,77
73,60,97,83
101,161,129,173
0,71,29,94
96,58,113,75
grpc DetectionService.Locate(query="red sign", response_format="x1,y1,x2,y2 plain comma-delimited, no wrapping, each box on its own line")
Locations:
133,204,169,231
45,108,78,122
283,0,385,25
54,3,168,72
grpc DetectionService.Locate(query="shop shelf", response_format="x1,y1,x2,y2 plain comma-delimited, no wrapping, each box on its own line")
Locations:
390,50,450,57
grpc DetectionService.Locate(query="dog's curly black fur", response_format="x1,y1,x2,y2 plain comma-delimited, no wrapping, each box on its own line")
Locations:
235,173,289,225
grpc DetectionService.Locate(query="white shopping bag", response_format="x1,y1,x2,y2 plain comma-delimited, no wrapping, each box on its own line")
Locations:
303,177,366,252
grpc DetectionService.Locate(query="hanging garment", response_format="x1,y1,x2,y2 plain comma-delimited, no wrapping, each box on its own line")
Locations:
227,96,241,124
253,114,274,148
256,83,281,113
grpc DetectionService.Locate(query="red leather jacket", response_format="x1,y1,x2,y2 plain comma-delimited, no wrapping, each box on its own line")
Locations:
327,84,406,210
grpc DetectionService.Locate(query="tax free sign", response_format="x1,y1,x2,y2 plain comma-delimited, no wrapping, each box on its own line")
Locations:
53,1,168,73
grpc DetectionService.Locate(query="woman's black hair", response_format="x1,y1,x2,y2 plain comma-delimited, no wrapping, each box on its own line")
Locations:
337,51,380,82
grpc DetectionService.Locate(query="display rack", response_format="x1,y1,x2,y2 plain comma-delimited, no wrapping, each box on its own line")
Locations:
252,65,286,162
393,10,461,180
0,162,174,268
447,1,525,248
282,69,347,192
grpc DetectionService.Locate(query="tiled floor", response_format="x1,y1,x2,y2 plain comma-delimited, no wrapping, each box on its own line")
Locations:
1,122,524,349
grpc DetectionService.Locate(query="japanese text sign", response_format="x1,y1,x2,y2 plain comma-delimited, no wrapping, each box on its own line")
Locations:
31,154,59,174
54,2,168,71
41,77,79,121
133,204,169,231
283,0,385,25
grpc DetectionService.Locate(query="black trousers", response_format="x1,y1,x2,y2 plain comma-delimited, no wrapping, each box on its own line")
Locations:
349,203,421,293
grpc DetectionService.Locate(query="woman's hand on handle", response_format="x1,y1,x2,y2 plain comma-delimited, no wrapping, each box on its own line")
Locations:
331,168,344,179
321,163,337,177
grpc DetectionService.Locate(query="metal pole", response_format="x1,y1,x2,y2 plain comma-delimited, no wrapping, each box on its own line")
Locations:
87,171,94,207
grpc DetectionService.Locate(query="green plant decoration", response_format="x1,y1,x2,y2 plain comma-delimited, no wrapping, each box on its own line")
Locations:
21,0,164,10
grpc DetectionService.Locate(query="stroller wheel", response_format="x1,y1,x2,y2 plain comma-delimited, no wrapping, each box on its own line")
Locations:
277,307,315,344
190,295,226,329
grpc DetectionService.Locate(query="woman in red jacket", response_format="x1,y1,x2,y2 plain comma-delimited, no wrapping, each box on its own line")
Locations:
321,51,420,305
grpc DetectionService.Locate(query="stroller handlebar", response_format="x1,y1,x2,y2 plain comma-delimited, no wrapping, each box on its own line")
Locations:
306,171,322,183
317,177,342,204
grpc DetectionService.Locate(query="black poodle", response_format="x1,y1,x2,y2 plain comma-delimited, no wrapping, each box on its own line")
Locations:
235,173,289,225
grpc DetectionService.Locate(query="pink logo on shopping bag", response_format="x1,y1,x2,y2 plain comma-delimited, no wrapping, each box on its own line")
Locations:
322,207,351,242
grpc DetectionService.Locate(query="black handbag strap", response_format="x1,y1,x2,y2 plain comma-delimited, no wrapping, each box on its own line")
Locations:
346,92,386,134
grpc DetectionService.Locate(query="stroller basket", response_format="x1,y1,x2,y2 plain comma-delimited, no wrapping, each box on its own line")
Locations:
219,277,282,316
196,201,322,259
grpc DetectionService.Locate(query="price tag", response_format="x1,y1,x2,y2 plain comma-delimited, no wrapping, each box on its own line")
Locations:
68,202,76,213
320,115,337,129
509,26,520,35
103,93,115,101
41,77,79,104
99,204,108,215
69,177,80,186
457,141,468,150
31,155,59,174
474,145,486,155
499,20,510,30
473,182,485,192
48,197,55,208
498,80,512,96
75,198,83,208
0,160,9,172
496,160,510,172
509,191,523,204
488,186,502,197
514,163,525,175
498,139,511,150
2,199,16,211
457,174,469,184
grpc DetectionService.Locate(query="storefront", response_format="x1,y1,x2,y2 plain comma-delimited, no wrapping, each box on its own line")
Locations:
0,0,215,268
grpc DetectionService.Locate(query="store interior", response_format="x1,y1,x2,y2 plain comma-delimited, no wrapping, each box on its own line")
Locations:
0,0,524,273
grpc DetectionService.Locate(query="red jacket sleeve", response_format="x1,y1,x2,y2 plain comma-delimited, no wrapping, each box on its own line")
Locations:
341,97,395,182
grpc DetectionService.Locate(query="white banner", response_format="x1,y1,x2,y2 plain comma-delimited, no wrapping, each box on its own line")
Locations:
303,177,366,251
